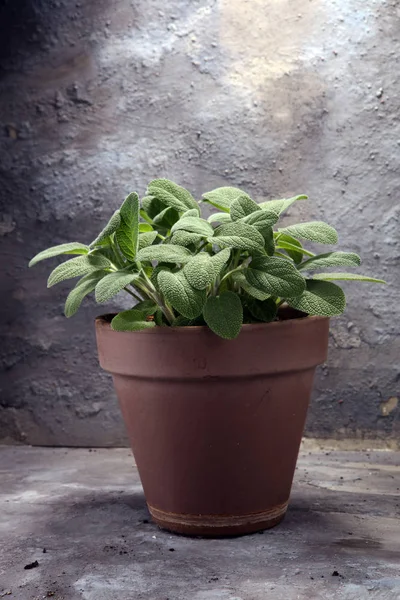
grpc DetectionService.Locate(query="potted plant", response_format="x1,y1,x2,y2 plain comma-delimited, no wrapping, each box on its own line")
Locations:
30,179,384,536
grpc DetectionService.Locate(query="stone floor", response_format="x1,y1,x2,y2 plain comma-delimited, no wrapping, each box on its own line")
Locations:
1,445,399,600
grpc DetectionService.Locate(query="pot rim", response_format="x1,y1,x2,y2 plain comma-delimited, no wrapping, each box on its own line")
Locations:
95,312,329,335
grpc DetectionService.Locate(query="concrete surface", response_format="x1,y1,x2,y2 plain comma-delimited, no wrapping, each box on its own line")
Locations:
1,446,400,600
0,0,399,445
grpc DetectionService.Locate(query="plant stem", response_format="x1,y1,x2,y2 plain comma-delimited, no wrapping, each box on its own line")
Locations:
139,270,175,324
219,264,246,285
124,287,143,303
232,249,241,270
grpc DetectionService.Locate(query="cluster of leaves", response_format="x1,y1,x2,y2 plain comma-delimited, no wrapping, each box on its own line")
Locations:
29,179,385,339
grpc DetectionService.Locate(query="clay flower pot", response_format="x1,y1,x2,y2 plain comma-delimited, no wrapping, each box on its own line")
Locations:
96,312,329,536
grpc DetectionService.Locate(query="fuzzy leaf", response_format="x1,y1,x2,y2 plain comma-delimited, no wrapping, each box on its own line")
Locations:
158,270,206,318
275,236,313,260
171,231,204,247
203,291,243,339
259,195,307,215
264,227,275,256
202,187,249,211
279,221,338,245
276,233,304,264
47,254,111,287
210,248,231,275
312,272,386,283
133,299,158,316
141,196,166,219
182,249,229,289
64,271,106,317
147,179,198,212
246,297,277,323
29,242,89,267
138,231,158,250
182,208,200,218
150,264,170,289
287,280,346,316
154,309,164,326
241,211,279,255
230,195,261,221
152,206,180,229
241,209,279,229
207,212,232,224
136,244,192,264
116,192,140,261
139,223,154,233
90,211,121,247
232,271,271,300
171,216,214,237
172,315,197,327
111,309,156,332
213,222,265,253
183,254,215,290
95,270,140,303
299,252,361,271
245,256,306,297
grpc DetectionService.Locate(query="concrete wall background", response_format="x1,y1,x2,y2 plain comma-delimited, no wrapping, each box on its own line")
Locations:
0,0,398,446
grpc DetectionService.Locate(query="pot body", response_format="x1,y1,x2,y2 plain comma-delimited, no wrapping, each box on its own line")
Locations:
96,316,329,536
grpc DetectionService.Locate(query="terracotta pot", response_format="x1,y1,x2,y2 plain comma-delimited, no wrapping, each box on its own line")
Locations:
95,312,329,536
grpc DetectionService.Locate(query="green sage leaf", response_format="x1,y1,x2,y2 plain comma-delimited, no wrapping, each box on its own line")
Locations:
116,192,140,261
141,196,166,219
171,216,214,237
29,242,90,267
210,248,231,275
95,270,140,303
203,291,243,339
232,271,271,301
279,221,338,245
158,270,206,318
241,209,279,230
183,254,215,290
47,254,111,288
276,233,304,264
64,271,106,317
230,195,261,221
202,186,249,211
213,222,265,253
138,231,158,250
259,195,307,215
111,309,156,332
287,280,346,316
133,299,158,316
245,256,306,297
147,179,198,212
90,211,121,247
139,223,154,233
312,272,386,283
171,231,204,247
299,252,361,271
136,244,192,264
245,297,277,323
181,208,200,218
207,212,232,224
152,206,180,229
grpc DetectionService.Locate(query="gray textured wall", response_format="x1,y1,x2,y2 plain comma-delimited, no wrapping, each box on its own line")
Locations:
0,0,398,446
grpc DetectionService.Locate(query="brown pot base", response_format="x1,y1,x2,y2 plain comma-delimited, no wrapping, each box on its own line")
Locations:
148,502,288,536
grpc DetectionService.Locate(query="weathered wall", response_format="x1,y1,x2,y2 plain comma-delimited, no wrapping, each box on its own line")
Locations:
0,0,398,446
